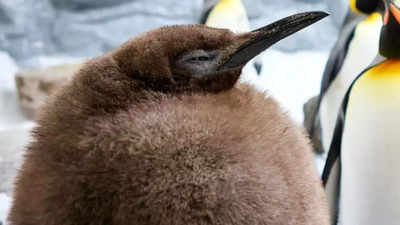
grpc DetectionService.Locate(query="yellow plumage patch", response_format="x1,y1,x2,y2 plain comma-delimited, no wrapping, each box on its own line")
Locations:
364,12,382,24
353,12,382,38
205,0,250,33
206,0,240,22
351,60,400,105
211,0,238,13
350,0,362,14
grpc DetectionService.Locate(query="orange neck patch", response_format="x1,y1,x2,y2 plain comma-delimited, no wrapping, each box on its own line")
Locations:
367,60,400,79
390,4,400,23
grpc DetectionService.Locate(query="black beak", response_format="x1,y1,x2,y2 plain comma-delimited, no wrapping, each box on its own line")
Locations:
219,11,328,70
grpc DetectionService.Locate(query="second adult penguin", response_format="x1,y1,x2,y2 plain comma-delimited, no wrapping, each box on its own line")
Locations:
307,0,382,153
322,1,400,224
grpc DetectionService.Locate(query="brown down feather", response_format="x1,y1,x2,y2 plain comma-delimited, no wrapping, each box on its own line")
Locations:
8,24,329,225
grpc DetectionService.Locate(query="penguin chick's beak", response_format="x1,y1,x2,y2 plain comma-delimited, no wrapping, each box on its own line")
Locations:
218,11,328,71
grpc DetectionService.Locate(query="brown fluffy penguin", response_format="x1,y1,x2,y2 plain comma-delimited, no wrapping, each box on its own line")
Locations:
8,12,329,225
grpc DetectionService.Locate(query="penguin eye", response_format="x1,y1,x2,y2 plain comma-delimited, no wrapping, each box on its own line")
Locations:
190,55,211,62
174,49,221,77
183,50,217,63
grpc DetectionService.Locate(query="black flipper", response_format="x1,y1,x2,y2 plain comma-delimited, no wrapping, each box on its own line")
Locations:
200,0,220,25
307,12,363,149
200,7,213,25
322,64,377,224
321,73,353,225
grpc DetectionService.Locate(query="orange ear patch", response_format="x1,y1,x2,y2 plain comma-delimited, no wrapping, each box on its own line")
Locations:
390,4,400,23
385,9,390,24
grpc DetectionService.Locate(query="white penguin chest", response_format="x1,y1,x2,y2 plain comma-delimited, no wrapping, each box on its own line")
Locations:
339,60,400,225
320,13,383,151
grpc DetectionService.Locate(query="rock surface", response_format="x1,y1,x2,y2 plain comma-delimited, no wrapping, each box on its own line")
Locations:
15,63,82,119
0,0,339,67
326,0,348,27
246,0,338,52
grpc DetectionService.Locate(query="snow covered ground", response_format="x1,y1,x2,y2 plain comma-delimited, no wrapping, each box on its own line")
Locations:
0,194,11,225
253,50,328,122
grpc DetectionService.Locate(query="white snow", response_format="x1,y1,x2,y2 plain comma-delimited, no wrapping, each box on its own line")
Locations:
0,52,33,132
0,194,11,225
245,50,329,123
0,52,23,225
22,55,85,68
0,52,18,91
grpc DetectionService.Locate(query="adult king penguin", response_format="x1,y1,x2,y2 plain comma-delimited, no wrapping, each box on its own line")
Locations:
307,0,382,153
201,0,263,80
8,12,329,225
322,1,400,224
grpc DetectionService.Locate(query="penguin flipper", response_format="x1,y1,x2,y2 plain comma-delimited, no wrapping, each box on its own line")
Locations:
319,9,364,98
308,19,358,141
322,73,362,224
200,7,213,25
321,100,346,225
324,158,341,225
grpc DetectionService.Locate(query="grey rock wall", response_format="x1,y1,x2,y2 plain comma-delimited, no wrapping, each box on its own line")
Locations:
326,0,349,27
245,0,338,52
0,0,343,67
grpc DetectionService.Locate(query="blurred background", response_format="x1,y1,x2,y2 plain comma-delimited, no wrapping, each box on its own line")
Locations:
0,0,348,224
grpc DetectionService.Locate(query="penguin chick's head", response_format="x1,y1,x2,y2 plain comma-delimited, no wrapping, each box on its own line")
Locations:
111,11,327,94
349,0,380,14
380,0,400,58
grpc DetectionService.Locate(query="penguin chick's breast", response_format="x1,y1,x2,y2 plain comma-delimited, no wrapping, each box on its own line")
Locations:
9,84,328,225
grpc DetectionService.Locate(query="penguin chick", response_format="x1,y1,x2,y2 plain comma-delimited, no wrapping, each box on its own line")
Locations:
8,12,328,225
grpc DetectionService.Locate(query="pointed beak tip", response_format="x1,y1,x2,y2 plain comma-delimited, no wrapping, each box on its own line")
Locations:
219,11,329,71
308,11,330,21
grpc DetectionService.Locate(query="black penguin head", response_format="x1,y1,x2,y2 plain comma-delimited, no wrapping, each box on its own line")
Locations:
350,0,380,14
112,11,327,94
380,0,400,58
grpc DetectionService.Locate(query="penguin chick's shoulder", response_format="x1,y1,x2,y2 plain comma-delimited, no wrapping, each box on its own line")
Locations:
9,21,329,225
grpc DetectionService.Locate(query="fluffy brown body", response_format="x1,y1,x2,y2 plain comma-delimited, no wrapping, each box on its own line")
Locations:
8,25,328,225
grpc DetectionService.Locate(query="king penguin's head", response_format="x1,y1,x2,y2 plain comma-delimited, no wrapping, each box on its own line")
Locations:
350,0,380,14
380,0,400,58
111,11,327,94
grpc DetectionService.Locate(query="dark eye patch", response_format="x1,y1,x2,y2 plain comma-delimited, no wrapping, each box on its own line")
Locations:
174,49,221,77
188,55,215,62
180,50,218,63
197,56,210,61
